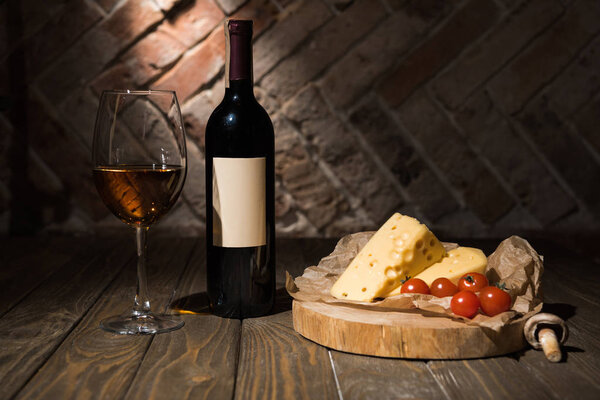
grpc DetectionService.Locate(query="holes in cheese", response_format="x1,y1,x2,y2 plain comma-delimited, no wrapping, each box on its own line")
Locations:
330,213,446,301
385,267,397,279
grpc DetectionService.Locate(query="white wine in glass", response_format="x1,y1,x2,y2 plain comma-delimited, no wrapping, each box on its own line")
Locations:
92,89,187,334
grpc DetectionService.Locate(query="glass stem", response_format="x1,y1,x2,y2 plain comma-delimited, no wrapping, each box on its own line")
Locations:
134,226,152,316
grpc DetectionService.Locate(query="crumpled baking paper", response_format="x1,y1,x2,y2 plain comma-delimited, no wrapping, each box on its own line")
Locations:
286,232,543,331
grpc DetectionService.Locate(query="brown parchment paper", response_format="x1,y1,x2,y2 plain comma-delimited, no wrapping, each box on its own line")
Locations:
286,233,544,331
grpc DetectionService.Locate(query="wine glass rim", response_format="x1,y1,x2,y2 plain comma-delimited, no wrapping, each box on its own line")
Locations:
101,89,176,96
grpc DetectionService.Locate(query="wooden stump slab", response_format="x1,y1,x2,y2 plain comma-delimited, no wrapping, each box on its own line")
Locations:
292,300,527,359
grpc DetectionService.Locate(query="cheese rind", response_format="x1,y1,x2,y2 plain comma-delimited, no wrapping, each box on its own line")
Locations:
330,213,446,301
388,247,487,296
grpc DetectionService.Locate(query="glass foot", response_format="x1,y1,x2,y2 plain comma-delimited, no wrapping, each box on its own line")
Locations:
100,312,184,335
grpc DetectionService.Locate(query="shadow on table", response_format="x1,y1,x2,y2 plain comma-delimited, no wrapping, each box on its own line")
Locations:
542,302,576,321
170,292,211,315
542,302,583,362
170,287,293,316
508,302,582,362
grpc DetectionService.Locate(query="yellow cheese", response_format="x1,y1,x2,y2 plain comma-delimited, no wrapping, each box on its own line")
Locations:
330,213,446,301
388,247,487,295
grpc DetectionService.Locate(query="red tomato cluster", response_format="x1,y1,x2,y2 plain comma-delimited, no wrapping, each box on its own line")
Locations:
398,272,512,319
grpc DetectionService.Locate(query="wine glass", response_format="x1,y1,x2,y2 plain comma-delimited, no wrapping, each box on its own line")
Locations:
92,90,187,334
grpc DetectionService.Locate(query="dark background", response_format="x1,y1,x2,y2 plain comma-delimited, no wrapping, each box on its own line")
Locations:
1,0,599,240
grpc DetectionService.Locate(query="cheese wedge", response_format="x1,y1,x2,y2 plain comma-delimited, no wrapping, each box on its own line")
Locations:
330,213,445,301
387,247,487,296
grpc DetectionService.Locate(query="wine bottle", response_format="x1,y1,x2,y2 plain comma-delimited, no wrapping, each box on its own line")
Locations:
205,19,275,318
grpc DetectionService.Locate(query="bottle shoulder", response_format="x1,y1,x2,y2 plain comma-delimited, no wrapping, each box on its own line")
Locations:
206,96,273,135
205,94,274,156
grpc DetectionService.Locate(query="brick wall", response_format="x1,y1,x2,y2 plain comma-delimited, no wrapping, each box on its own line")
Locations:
1,0,599,238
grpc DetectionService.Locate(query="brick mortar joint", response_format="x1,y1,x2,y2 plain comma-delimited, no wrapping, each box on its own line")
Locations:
277,106,373,227
568,89,600,164
28,85,94,155
425,86,526,224
375,94,467,211
487,89,594,218
369,0,472,110
255,10,335,83
258,1,388,98
274,175,320,235
179,67,226,107
513,29,600,118
317,87,429,225
563,116,600,166
22,3,109,83
85,0,109,17
430,0,567,112
33,6,168,98
179,196,205,222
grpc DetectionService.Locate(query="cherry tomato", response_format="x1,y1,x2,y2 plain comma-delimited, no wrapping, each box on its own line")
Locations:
401,278,430,294
430,278,459,298
451,290,480,318
479,286,512,316
458,272,489,293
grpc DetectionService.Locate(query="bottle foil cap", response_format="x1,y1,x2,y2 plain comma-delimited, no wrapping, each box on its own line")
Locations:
228,19,252,36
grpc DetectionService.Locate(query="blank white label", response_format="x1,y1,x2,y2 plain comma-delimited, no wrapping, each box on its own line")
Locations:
212,157,266,247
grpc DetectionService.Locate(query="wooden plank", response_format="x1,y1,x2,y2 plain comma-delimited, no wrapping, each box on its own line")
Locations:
0,237,132,399
426,357,558,400
235,311,339,400
329,352,447,400
0,236,49,264
14,236,194,400
0,236,77,317
123,242,242,400
234,241,339,400
513,344,600,399
125,314,240,400
509,262,600,398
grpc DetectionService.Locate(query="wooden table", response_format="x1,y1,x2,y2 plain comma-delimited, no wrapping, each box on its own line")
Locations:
0,235,598,399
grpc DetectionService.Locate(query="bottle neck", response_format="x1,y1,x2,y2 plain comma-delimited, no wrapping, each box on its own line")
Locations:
225,79,254,100
225,28,253,88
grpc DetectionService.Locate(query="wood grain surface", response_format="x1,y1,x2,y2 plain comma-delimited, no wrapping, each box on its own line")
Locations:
0,237,78,317
235,311,339,400
329,351,447,399
510,262,600,397
0,239,131,399
14,237,193,400
427,357,559,399
124,242,243,400
234,240,339,400
0,237,598,400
